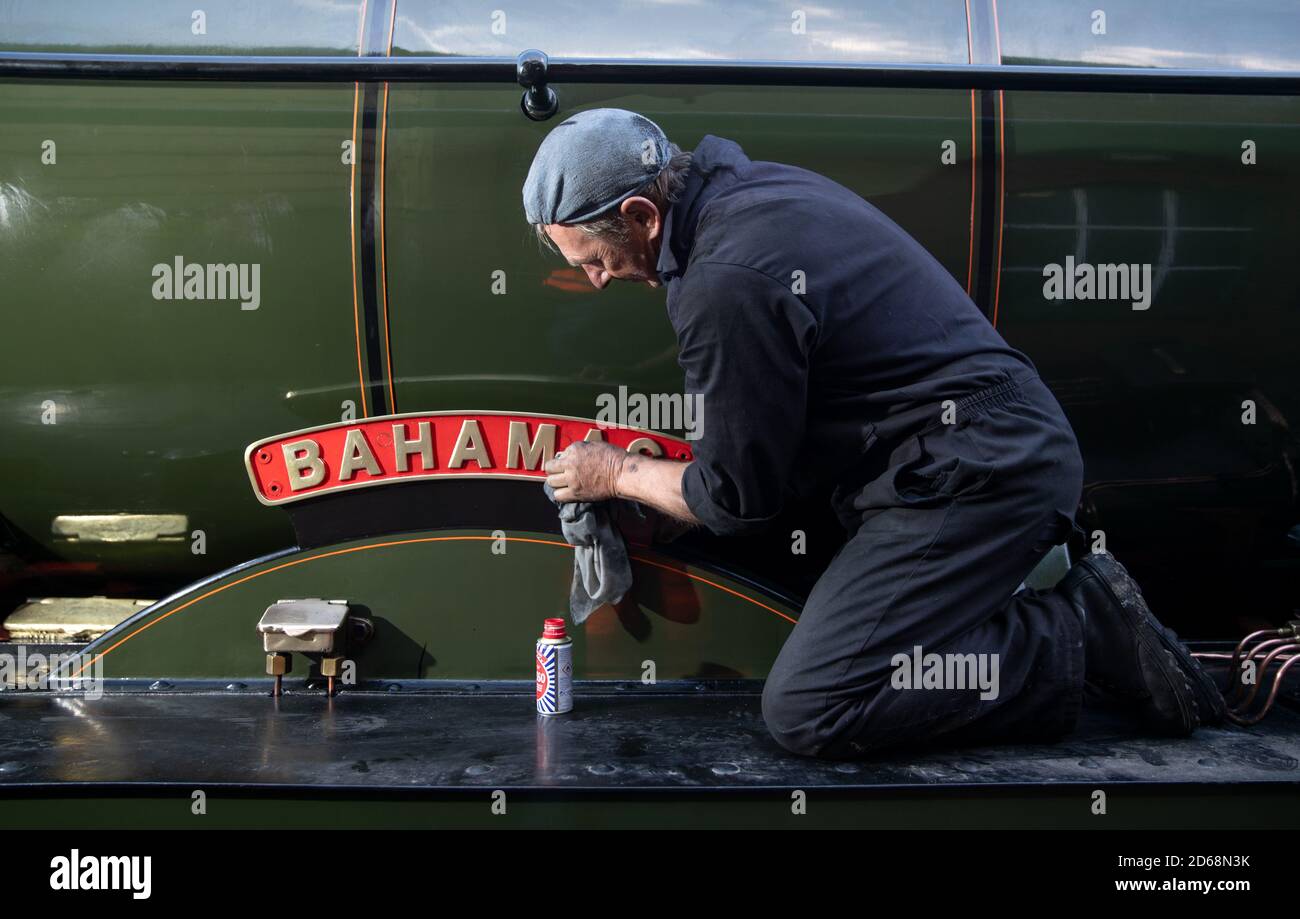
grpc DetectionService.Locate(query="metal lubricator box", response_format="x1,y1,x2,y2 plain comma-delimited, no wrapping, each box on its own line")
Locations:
257,599,350,654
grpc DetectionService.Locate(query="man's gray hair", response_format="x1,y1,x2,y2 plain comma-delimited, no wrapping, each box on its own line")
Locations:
535,143,693,253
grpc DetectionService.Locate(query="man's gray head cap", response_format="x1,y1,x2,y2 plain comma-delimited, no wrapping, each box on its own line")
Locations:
523,108,671,226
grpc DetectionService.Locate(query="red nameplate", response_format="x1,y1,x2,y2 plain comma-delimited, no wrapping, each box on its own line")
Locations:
244,411,693,506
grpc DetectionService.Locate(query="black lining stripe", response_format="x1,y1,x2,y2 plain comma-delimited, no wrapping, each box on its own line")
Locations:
358,80,387,417
354,0,393,417
972,88,998,317
967,0,1000,319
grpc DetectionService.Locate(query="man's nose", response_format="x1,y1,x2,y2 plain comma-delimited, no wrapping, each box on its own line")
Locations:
583,264,609,289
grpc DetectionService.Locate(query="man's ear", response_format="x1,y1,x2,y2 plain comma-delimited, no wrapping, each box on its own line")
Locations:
620,196,662,241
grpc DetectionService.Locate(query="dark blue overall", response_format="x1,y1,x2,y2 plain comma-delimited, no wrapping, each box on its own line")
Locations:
657,135,1086,757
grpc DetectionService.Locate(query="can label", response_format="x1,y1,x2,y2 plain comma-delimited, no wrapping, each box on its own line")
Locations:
535,639,573,715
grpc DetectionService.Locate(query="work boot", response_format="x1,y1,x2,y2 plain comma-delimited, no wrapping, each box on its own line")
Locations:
1058,550,1226,735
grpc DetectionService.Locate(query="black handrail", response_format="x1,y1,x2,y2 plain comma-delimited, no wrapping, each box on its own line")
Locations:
1,51,1299,94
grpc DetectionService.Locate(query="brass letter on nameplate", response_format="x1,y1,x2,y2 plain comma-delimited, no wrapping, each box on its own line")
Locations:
506,421,557,470
283,439,326,491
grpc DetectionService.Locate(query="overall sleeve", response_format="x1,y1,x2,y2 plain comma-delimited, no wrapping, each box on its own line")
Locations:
673,261,818,536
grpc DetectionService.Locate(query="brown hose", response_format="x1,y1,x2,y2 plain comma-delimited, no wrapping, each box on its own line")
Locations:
1227,650,1300,726
1225,638,1295,702
1189,625,1298,725
1233,643,1300,709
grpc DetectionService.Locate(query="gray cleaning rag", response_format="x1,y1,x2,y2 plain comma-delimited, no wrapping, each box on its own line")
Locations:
543,481,635,625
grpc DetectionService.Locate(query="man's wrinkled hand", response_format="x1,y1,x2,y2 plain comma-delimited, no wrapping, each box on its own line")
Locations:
544,440,627,503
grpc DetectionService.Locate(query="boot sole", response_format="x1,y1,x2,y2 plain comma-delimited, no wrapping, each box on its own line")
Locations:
1080,552,1226,731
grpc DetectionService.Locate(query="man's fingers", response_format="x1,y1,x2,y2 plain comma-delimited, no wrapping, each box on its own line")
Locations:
552,485,577,503
543,451,570,474
545,472,568,489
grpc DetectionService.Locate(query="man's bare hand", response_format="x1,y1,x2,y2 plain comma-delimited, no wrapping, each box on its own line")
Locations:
544,440,627,503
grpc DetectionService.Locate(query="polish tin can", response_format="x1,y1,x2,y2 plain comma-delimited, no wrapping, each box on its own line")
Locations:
536,618,573,715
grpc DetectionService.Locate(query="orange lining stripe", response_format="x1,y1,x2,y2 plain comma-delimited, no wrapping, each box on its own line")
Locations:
72,536,796,674
349,0,370,417
378,0,398,412
630,554,797,625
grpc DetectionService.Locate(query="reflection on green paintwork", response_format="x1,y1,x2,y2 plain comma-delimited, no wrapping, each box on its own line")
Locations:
84,529,796,680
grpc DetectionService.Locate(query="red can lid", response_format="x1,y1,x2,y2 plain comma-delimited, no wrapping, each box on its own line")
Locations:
542,618,567,639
